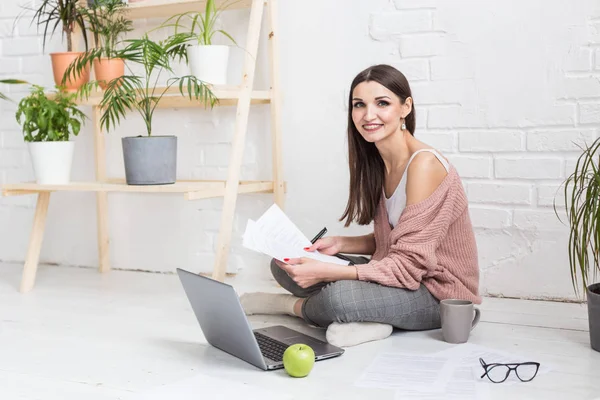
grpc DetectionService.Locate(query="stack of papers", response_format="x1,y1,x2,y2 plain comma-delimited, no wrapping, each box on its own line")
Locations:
243,204,350,266
355,343,551,399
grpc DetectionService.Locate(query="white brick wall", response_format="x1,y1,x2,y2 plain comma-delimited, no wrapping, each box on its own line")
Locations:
2,37,42,56
467,183,531,205
458,131,524,152
370,10,432,39
494,158,563,180
526,129,596,152
1,0,599,301
580,102,600,124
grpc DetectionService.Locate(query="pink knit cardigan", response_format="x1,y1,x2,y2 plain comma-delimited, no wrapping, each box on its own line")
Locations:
355,166,482,304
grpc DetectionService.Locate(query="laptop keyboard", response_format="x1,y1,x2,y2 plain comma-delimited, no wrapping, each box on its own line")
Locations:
254,332,289,362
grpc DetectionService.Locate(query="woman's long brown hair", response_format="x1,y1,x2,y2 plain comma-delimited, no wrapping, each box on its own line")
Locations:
340,64,416,227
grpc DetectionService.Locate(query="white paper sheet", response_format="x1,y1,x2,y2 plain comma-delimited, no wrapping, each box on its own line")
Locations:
354,353,455,392
394,358,491,400
243,204,350,266
357,344,546,398
127,373,293,400
432,343,551,386
253,203,312,249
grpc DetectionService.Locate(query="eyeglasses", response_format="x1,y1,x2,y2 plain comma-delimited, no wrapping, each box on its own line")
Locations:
479,358,540,383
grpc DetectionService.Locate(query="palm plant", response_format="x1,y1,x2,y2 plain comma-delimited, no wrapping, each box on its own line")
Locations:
65,34,218,136
154,0,239,85
560,136,600,353
560,137,600,296
80,0,133,57
159,0,238,46
30,0,88,52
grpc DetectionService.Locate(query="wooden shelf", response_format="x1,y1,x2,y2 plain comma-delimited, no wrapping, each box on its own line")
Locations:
125,0,254,20
59,86,271,108
1,180,278,200
11,0,284,292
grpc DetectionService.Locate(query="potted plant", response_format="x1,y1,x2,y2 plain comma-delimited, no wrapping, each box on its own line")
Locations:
80,0,133,89
560,137,600,352
15,85,86,184
159,0,238,85
30,0,90,92
66,35,218,185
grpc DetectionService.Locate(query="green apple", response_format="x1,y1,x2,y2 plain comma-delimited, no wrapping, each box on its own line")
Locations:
282,344,315,378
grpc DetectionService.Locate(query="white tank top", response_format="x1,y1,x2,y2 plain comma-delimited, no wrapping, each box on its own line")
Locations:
385,149,450,228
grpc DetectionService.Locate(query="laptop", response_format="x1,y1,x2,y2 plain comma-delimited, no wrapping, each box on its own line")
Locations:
176,268,344,371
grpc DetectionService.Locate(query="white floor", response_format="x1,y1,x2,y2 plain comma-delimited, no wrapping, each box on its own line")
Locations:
1,263,599,400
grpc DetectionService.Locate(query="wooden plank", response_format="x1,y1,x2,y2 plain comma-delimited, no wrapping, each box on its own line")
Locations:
238,181,274,194
266,0,285,209
97,192,110,273
125,0,254,20
67,87,271,107
107,177,269,185
185,181,274,200
93,107,110,273
20,192,51,293
1,181,225,193
1,180,276,197
1,189,42,197
212,0,265,282
151,97,266,109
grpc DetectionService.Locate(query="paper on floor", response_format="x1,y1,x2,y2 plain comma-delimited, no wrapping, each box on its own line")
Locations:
432,343,552,386
243,204,349,266
357,343,548,398
393,358,491,400
355,352,455,392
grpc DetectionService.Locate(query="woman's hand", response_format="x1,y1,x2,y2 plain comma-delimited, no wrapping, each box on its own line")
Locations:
275,257,358,288
303,236,344,255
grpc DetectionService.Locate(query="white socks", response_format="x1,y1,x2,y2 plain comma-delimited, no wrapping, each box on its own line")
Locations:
240,293,393,347
326,322,393,347
240,292,301,317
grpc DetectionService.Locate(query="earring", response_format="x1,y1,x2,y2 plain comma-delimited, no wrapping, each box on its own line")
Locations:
401,119,406,130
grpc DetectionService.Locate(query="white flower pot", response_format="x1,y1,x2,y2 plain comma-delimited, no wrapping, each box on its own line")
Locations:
186,45,230,85
28,141,75,184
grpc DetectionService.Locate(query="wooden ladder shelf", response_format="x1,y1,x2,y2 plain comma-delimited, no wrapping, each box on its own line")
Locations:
1,0,285,292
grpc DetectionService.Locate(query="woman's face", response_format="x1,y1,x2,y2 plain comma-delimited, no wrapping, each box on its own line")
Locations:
351,81,409,143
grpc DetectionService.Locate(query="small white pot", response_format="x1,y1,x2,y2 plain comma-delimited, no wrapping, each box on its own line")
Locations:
28,141,75,184
186,45,230,85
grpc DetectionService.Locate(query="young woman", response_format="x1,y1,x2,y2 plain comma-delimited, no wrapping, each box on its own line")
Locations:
241,64,481,347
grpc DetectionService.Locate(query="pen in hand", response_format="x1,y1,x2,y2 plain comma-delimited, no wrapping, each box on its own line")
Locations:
307,227,327,250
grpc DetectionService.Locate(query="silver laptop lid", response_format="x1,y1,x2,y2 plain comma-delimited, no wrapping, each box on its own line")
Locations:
176,268,267,370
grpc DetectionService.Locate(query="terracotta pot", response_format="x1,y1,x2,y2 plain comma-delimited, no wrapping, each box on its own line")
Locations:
93,57,125,89
51,52,90,92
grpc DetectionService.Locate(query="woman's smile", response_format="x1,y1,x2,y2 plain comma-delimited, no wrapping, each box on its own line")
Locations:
363,123,383,132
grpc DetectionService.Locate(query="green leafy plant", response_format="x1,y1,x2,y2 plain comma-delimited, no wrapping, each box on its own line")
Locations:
65,35,218,136
16,85,86,142
80,0,133,56
559,137,600,296
158,0,238,46
0,79,29,101
28,0,89,52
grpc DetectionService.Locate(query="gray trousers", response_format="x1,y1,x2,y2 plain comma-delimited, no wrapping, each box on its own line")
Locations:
271,256,442,330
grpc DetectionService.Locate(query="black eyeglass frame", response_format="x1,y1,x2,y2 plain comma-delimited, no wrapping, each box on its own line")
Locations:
479,358,540,383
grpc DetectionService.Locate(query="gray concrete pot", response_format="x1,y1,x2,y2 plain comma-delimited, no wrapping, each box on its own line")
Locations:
589,283,600,352
122,136,177,185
